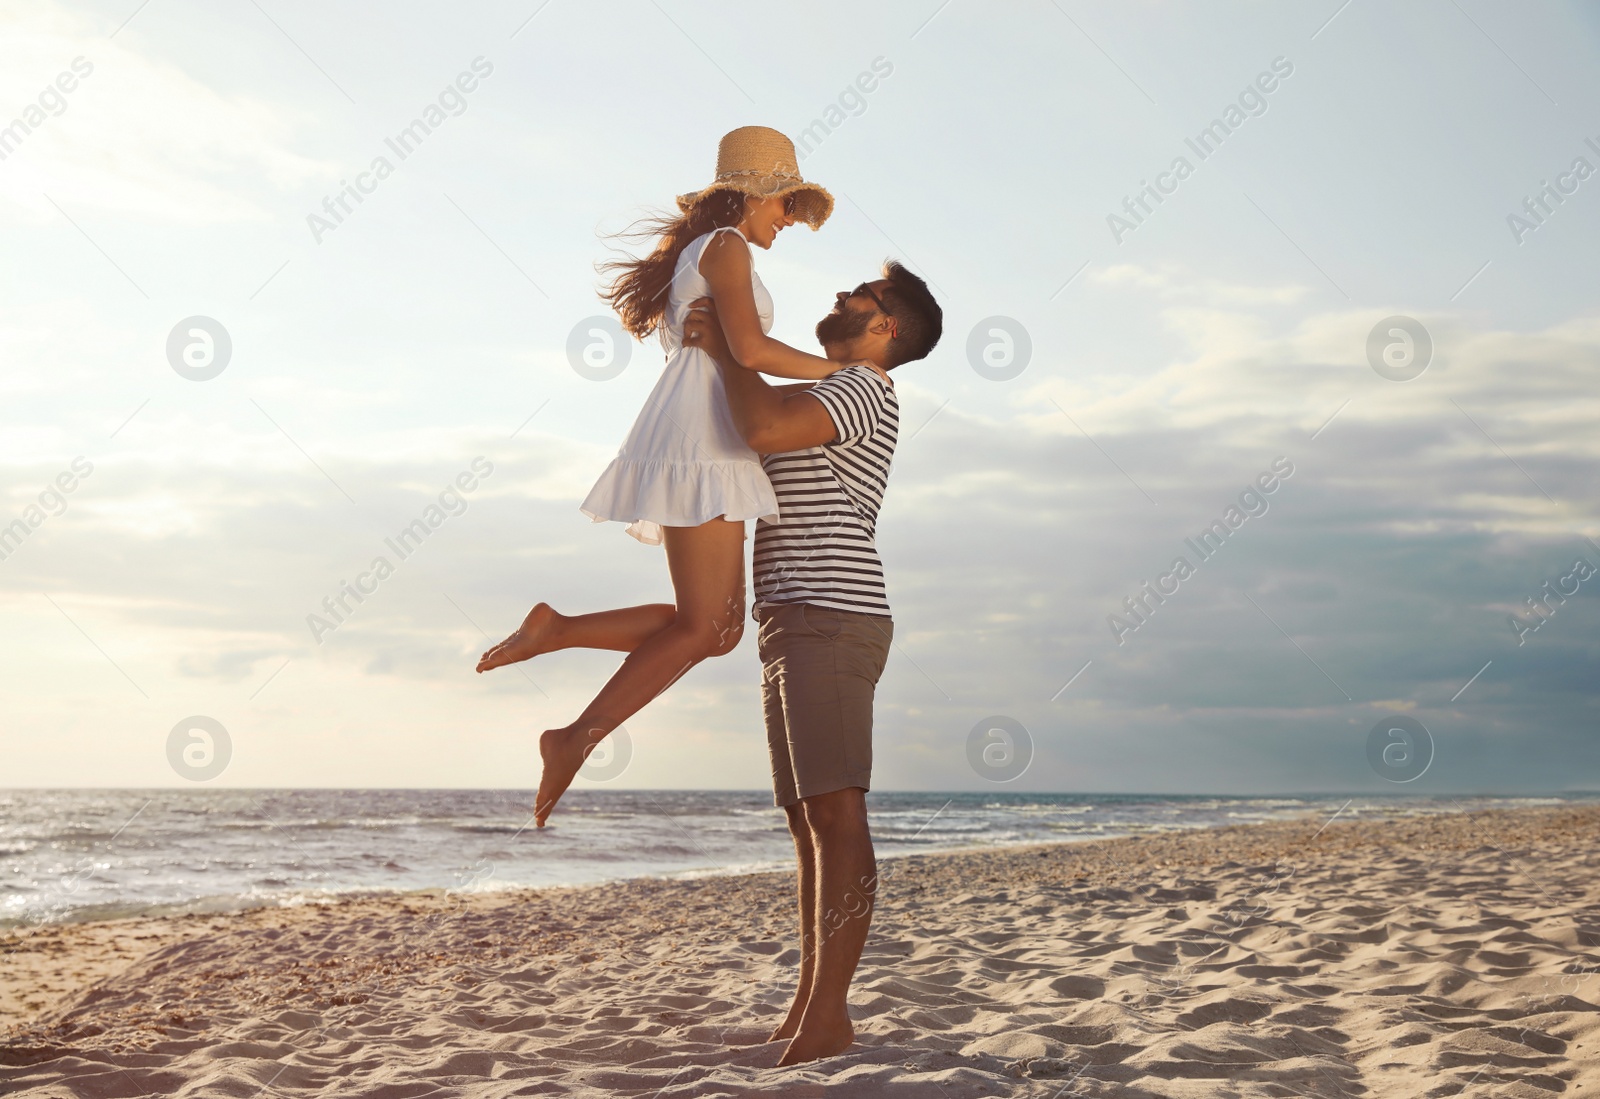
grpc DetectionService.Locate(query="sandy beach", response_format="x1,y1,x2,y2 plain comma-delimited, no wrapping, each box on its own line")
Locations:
4,801,1598,1097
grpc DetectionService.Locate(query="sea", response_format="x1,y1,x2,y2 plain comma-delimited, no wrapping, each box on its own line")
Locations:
2,789,1591,930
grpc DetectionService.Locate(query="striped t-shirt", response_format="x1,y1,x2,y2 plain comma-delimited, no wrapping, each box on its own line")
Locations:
753,365,899,617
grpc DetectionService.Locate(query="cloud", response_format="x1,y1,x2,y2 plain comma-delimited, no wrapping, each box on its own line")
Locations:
0,5,330,224
3,256,1596,791
1092,262,1311,306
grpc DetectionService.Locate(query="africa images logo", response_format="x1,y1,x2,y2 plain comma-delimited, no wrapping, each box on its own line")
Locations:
1106,56,1295,244
306,57,494,243
1108,457,1294,646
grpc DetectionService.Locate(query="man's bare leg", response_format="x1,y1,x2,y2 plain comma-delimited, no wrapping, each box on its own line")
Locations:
779,787,875,1066
477,603,676,672
768,802,817,1042
532,520,746,827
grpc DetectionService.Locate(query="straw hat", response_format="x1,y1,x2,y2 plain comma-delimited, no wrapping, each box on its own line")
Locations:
675,126,834,230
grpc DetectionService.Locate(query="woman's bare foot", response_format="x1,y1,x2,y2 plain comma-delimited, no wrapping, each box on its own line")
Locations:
776,1013,854,1066
534,724,606,827
477,603,562,672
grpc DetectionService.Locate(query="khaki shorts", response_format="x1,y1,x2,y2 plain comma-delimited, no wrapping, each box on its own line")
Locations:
755,602,894,808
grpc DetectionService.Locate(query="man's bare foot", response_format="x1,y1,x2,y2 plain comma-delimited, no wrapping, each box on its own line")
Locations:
534,724,605,827
477,603,562,672
766,988,811,1042
776,1013,854,1066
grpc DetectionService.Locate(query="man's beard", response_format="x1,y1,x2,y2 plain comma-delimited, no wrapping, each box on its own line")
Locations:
815,306,872,348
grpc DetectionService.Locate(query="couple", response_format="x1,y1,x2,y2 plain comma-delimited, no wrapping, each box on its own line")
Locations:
476,125,942,1064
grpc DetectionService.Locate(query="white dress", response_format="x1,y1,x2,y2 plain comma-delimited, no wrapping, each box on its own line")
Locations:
581,226,780,545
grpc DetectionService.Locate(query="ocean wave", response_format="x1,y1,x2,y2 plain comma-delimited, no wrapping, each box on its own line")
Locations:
6,791,1592,928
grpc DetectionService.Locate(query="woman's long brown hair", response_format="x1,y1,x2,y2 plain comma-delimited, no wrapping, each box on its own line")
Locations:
599,190,748,340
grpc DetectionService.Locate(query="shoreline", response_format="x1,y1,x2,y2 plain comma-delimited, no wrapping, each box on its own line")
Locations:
0,828,1188,1029
6,802,1599,1096
8,791,1588,936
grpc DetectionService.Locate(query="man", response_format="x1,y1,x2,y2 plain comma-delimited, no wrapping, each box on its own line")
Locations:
682,260,943,1066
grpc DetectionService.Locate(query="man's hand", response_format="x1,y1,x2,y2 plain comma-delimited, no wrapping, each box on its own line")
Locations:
683,296,733,366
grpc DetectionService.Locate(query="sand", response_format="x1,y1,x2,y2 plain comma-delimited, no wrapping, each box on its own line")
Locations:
4,801,1598,1097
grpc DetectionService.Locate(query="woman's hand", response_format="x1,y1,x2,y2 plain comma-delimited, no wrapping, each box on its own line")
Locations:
690,300,890,388
845,359,894,387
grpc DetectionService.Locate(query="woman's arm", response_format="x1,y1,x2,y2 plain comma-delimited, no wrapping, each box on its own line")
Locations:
698,232,843,381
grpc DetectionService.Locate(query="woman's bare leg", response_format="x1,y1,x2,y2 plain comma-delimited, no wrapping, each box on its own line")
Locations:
533,519,747,826
477,603,676,671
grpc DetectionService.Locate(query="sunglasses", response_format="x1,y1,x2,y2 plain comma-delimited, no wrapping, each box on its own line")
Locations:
849,282,894,317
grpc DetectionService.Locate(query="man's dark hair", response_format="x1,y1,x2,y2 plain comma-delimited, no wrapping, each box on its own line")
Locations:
879,260,942,368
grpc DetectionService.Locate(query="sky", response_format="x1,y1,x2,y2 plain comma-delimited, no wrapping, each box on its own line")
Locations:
1,0,1597,795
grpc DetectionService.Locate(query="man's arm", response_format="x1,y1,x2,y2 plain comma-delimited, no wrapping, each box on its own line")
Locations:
684,300,838,453
720,364,839,454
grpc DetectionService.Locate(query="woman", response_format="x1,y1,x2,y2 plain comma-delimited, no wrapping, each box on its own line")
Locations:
476,126,848,826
